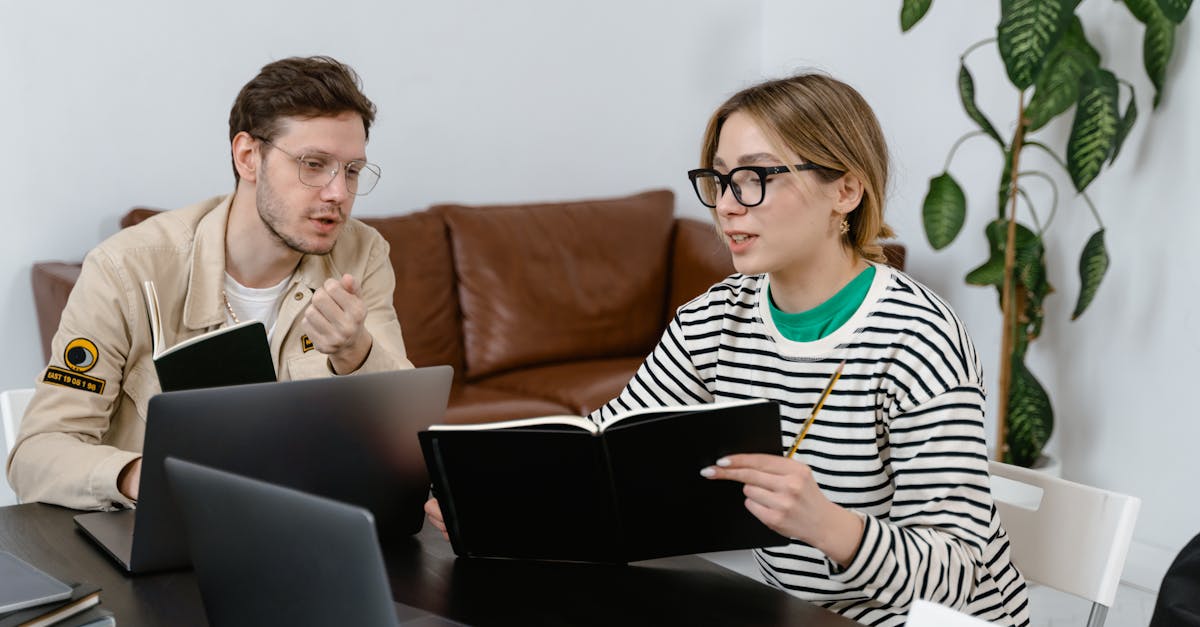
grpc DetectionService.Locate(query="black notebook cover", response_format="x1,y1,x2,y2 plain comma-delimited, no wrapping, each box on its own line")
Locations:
153,321,276,392
143,279,276,392
419,400,788,563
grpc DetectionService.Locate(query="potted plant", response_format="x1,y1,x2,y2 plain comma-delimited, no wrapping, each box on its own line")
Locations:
900,0,1192,466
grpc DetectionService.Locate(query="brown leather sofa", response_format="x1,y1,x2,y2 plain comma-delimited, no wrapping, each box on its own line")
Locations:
31,189,905,424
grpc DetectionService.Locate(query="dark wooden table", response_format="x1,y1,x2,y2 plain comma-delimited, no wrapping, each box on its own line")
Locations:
0,503,858,626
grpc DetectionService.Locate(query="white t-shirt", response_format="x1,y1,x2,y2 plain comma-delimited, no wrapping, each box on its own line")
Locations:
222,273,292,340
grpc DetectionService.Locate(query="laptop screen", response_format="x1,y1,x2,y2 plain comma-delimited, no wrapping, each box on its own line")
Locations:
130,365,452,572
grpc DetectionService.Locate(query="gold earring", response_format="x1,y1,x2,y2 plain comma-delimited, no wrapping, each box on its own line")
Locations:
839,219,850,235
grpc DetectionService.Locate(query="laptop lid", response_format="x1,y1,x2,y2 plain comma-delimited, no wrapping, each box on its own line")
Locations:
164,457,414,627
76,365,452,574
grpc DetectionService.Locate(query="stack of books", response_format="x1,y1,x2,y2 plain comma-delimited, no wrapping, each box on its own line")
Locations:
0,551,113,626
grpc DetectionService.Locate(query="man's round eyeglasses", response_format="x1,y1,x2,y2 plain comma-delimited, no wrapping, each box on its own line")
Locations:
255,136,382,196
687,164,841,208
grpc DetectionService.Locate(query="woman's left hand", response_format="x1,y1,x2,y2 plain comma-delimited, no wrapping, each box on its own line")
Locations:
702,453,864,567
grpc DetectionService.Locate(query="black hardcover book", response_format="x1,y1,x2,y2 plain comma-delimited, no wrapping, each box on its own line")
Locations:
143,281,276,392
419,399,788,563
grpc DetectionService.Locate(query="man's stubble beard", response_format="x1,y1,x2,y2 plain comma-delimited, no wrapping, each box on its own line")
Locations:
255,167,342,256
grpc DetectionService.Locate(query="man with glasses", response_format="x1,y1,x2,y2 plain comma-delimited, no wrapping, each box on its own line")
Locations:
8,56,412,510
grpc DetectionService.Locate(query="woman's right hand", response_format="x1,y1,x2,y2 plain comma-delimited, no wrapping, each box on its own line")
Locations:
424,497,448,540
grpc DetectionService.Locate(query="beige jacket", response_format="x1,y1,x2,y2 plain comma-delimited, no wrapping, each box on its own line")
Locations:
7,195,412,510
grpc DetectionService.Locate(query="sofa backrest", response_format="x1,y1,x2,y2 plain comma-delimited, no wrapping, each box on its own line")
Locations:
667,218,735,318
34,195,907,376
357,211,465,376
434,190,676,381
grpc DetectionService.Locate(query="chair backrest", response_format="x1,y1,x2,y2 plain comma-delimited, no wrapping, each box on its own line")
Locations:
0,388,35,506
990,460,1140,625
906,599,994,626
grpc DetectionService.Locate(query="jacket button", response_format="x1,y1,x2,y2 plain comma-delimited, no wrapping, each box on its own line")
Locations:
294,292,303,301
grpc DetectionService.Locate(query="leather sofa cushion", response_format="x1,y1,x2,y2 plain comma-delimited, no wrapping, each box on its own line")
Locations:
476,356,644,416
360,211,463,377
32,262,84,362
667,218,735,318
438,190,675,380
119,207,163,229
443,384,574,425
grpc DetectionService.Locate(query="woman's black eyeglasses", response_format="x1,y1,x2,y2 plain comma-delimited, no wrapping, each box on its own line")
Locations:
687,164,841,208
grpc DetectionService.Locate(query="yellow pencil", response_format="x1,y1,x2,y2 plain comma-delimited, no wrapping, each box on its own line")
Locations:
785,360,845,459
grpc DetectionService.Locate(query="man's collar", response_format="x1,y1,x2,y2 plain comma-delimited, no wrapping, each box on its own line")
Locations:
183,194,235,330
294,249,339,293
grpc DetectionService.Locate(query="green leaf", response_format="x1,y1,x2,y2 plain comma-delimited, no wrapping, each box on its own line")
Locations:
966,221,1008,287
1072,229,1109,319
901,0,934,31
1110,87,1139,164
1024,16,1101,131
1156,0,1193,22
1067,68,1119,191
997,0,1078,89
958,64,1004,145
1125,0,1159,22
1016,236,1052,341
1005,359,1053,467
966,219,1039,287
923,173,967,249
1144,12,1175,107
966,257,1007,288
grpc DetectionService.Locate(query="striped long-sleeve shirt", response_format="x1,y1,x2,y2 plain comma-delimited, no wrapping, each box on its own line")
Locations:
590,266,1030,626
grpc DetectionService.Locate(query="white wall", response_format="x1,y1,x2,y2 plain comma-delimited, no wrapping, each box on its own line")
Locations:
763,0,1199,585
0,0,761,388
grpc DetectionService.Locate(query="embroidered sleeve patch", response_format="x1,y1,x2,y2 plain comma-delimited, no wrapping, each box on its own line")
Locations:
44,366,106,394
64,337,99,372
301,335,315,353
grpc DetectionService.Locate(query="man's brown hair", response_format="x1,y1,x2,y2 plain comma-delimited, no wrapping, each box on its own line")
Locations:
228,55,376,182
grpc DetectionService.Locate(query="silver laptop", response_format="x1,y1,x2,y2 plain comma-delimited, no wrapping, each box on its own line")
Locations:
164,457,467,627
74,365,453,574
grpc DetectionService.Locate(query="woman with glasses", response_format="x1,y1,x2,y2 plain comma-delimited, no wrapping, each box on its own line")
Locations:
597,74,1029,625
424,73,1029,625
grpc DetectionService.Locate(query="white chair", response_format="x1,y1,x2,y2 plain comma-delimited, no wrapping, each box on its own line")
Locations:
906,599,994,626
990,460,1141,627
0,388,35,506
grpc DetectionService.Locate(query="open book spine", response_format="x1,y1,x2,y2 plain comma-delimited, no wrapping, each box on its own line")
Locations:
421,436,466,556
597,437,632,563
142,280,163,358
